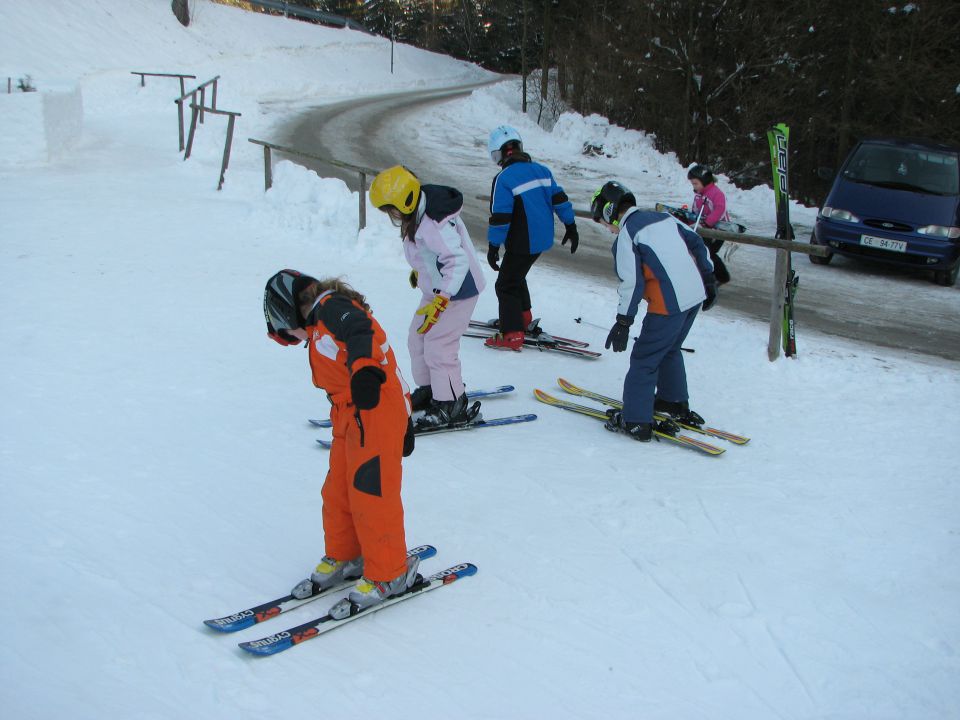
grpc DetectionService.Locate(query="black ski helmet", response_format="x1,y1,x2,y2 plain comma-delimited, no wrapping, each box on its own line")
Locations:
591,181,636,225
687,164,715,185
264,269,317,335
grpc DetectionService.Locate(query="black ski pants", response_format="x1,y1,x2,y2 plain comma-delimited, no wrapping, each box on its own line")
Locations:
495,252,541,333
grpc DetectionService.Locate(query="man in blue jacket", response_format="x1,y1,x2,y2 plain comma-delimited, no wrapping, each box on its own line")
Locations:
484,125,578,351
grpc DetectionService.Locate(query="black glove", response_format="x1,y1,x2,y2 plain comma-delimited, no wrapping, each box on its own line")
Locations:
487,244,501,271
561,223,579,254
605,314,633,352
402,417,415,457
350,366,386,410
701,273,718,312
408,269,418,289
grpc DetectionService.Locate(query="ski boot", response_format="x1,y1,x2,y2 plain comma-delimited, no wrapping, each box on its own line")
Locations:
604,410,681,442
654,398,705,428
415,393,481,429
409,385,433,413
484,331,524,351
291,556,363,599
603,409,653,442
329,554,422,620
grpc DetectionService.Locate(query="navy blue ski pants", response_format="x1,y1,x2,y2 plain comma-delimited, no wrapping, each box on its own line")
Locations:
621,305,699,424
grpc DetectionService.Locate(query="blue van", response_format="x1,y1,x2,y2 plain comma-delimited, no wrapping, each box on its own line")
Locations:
811,137,960,286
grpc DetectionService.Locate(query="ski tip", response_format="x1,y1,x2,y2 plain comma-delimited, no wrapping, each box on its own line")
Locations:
307,418,331,428
238,634,293,656
409,544,437,560
204,616,255,633
315,438,332,449
429,562,478,584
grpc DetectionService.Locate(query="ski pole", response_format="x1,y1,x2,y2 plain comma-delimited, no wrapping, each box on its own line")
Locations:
692,205,705,232
574,317,694,352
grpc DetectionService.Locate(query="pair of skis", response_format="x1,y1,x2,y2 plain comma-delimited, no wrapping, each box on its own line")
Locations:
204,545,477,656
466,318,601,359
535,378,750,456
310,385,537,448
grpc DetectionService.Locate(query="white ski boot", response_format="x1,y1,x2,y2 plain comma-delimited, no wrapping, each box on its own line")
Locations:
291,556,363,599
328,554,421,619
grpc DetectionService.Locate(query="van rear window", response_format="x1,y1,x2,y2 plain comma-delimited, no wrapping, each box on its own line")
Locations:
842,144,959,196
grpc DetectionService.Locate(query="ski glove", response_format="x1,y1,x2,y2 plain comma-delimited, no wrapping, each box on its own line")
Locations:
402,417,415,457
408,269,418,289
487,244,501,271
561,223,579,254
701,273,718,312
415,294,449,335
350,366,386,410
605,314,633,353
266,322,301,347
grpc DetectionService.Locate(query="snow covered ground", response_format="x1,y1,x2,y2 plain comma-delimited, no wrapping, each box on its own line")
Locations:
1,2,959,719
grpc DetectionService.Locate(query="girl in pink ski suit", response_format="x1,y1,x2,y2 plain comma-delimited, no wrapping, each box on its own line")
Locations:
688,164,731,283
404,183,486,405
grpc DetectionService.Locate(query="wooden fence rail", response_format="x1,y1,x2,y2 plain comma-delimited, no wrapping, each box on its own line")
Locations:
131,71,196,99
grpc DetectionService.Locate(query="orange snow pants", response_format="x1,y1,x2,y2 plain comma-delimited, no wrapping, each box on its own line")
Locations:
322,392,408,582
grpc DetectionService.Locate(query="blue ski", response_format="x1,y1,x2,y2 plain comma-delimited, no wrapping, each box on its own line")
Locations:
238,562,478,656
203,545,437,633
315,413,537,448
308,385,516,428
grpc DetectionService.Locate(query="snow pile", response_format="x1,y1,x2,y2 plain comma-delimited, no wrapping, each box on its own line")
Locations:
1,3,959,720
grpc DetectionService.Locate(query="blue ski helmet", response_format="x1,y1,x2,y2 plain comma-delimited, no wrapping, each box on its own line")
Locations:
488,125,523,164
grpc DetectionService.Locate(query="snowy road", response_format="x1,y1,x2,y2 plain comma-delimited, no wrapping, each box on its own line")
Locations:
279,82,960,361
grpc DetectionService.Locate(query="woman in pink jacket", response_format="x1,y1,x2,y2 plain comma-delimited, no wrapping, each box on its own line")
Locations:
370,165,486,429
688,164,731,284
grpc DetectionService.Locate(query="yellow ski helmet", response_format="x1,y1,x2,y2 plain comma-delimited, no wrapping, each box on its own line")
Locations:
369,165,421,215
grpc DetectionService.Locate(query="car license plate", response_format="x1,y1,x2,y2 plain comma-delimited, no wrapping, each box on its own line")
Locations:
860,234,907,253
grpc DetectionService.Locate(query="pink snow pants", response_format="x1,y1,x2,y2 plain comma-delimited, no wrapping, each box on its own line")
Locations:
407,294,479,401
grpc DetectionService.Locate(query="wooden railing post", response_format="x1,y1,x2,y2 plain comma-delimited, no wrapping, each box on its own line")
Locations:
218,114,237,191
199,86,205,124
175,99,185,152
263,145,273,191
767,250,790,361
212,78,218,111
184,99,199,159
359,171,367,230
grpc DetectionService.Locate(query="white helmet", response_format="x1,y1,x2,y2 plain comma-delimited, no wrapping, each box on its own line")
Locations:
487,125,523,165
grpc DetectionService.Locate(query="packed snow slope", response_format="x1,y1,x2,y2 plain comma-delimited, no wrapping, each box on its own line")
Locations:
1,3,959,719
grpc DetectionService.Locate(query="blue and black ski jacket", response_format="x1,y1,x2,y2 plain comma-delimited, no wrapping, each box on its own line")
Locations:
487,154,575,255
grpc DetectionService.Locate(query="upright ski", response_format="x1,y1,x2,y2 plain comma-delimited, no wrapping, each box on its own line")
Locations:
556,378,749,445
767,122,798,358
308,385,516,429
203,545,437,633
238,562,478,656
534,389,724,456
315,414,537,449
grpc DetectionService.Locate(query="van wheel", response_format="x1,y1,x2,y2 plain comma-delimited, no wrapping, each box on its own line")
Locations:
933,262,959,287
809,231,832,265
